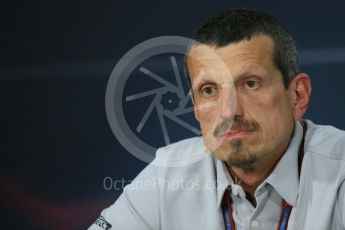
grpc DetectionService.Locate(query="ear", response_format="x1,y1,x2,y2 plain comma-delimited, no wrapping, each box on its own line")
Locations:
289,73,312,121
189,90,200,122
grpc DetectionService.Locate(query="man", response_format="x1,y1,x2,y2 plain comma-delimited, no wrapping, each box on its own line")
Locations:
89,9,345,230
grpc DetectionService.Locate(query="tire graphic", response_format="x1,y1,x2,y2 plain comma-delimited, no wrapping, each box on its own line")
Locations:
105,36,201,163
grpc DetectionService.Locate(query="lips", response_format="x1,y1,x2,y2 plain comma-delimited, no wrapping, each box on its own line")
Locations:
220,130,254,139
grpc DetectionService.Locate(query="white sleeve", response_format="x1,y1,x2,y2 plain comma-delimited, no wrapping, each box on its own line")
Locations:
88,161,162,230
332,178,345,230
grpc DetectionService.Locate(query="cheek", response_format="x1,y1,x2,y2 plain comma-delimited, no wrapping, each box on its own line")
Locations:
247,91,292,131
260,97,294,139
197,108,217,130
195,103,222,140
194,99,220,122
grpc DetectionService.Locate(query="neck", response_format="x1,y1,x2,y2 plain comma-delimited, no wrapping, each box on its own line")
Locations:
228,160,275,193
227,149,286,206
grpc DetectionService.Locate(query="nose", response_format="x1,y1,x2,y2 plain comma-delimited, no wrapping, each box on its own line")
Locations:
219,86,243,120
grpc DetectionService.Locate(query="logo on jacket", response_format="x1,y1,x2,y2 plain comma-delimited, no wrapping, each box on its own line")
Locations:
94,216,112,230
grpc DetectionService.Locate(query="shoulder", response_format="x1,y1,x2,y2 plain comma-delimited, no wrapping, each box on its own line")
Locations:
304,120,345,161
157,136,205,155
153,136,209,167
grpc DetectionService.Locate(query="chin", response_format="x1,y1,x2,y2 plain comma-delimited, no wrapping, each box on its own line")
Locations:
226,154,259,172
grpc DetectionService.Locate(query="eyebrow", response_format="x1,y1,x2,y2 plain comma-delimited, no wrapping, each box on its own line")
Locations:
235,64,269,78
190,63,270,89
191,77,217,91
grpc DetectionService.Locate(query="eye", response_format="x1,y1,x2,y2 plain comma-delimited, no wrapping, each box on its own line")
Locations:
245,80,260,89
200,85,218,97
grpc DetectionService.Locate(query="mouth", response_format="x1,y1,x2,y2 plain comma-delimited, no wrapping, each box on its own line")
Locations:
219,130,254,140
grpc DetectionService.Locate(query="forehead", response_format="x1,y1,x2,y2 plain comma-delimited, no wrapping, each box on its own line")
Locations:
186,35,276,82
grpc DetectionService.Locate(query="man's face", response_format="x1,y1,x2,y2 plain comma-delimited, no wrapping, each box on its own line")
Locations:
187,35,297,171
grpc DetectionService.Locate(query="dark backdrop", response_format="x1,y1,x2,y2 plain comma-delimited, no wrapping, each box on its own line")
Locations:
1,1,345,229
